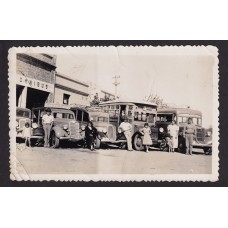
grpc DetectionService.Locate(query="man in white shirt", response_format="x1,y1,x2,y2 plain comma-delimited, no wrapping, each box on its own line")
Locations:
42,108,54,147
118,117,133,151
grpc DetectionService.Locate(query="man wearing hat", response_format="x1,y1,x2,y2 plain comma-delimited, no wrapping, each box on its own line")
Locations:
118,116,133,151
42,108,54,147
183,117,196,155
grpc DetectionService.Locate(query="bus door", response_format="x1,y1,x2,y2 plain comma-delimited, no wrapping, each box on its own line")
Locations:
120,105,127,122
108,105,120,131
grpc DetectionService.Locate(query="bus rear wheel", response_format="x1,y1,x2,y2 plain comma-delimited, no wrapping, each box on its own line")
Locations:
95,137,101,149
133,133,144,151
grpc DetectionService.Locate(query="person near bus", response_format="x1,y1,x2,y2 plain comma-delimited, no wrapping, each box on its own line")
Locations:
167,120,179,152
140,122,152,153
118,117,133,151
22,122,32,147
42,108,54,147
85,121,97,151
183,117,196,155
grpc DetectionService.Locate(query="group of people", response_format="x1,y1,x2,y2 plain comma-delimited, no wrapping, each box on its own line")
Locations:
118,116,196,155
166,118,196,155
20,107,196,155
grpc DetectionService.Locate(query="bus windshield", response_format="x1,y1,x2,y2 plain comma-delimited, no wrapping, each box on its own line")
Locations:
16,109,31,118
53,112,74,119
178,115,202,125
156,114,173,122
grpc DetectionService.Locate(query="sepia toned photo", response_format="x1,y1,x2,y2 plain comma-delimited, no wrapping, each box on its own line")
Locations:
8,46,219,181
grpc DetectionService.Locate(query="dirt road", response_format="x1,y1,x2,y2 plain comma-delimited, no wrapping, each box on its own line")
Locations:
14,144,212,177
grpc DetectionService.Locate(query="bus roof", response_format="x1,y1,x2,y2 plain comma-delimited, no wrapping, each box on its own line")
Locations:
99,99,157,107
33,107,74,114
89,111,109,117
157,107,202,116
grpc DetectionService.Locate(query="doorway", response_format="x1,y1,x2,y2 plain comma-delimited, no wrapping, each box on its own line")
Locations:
26,87,49,110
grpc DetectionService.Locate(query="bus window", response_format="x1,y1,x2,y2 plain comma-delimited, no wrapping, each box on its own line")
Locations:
178,116,188,123
198,118,202,125
138,113,142,121
177,116,182,123
183,117,188,123
157,114,172,122
147,114,154,123
128,111,133,117
192,117,198,124
129,105,133,110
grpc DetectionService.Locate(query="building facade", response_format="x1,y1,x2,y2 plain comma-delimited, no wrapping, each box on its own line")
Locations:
54,72,90,106
16,53,56,110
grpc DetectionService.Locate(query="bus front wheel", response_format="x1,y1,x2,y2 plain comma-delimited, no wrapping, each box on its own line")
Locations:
133,133,144,151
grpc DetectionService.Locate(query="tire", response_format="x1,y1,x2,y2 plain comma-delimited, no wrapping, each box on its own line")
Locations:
204,147,212,155
133,133,144,151
95,137,101,149
51,132,60,148
160,139,168,151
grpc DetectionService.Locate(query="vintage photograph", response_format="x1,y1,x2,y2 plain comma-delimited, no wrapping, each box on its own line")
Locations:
9,46,219,181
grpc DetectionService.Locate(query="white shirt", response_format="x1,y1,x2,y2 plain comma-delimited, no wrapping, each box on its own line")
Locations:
23,126,31,138
42,114,54,124
119,122,132,132
167,124,179,137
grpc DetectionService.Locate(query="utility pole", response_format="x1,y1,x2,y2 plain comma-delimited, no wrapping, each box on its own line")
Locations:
113,75,120,99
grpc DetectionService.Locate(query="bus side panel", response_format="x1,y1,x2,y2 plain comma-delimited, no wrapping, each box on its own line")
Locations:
109,116,119,133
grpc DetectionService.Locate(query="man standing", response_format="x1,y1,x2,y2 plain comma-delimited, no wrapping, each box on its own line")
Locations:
42,108,54,147
183,117,196,155
118,117,133,151
167,120,179,152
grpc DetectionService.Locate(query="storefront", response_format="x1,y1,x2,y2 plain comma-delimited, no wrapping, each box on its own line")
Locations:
54,72,90,106
16,53,56,110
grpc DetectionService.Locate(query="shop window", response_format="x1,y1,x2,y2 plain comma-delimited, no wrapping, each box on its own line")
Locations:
63,94,70,105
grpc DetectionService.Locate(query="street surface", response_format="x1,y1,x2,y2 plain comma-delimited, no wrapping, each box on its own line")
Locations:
14,143,212,177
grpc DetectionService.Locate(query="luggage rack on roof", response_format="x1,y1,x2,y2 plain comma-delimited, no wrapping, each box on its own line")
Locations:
86,106,103,112
44,103,70,109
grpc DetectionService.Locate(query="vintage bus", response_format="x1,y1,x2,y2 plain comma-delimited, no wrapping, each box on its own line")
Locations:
156,107,212,154
94,99,158,150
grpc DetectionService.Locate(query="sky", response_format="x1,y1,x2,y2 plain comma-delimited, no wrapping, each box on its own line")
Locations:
52,46,217,128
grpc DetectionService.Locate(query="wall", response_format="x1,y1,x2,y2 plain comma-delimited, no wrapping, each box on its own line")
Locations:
54,73,90,106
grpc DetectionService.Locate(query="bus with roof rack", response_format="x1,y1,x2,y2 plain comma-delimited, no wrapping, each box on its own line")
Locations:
90,99,158,150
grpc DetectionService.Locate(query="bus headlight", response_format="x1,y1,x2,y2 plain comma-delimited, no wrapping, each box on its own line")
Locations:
102,128,107,134
81,125,85,131
63,124,68,130
159,127,164,133
32,123,38,129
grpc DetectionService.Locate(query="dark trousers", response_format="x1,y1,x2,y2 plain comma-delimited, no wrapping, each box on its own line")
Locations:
185,134,194,155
